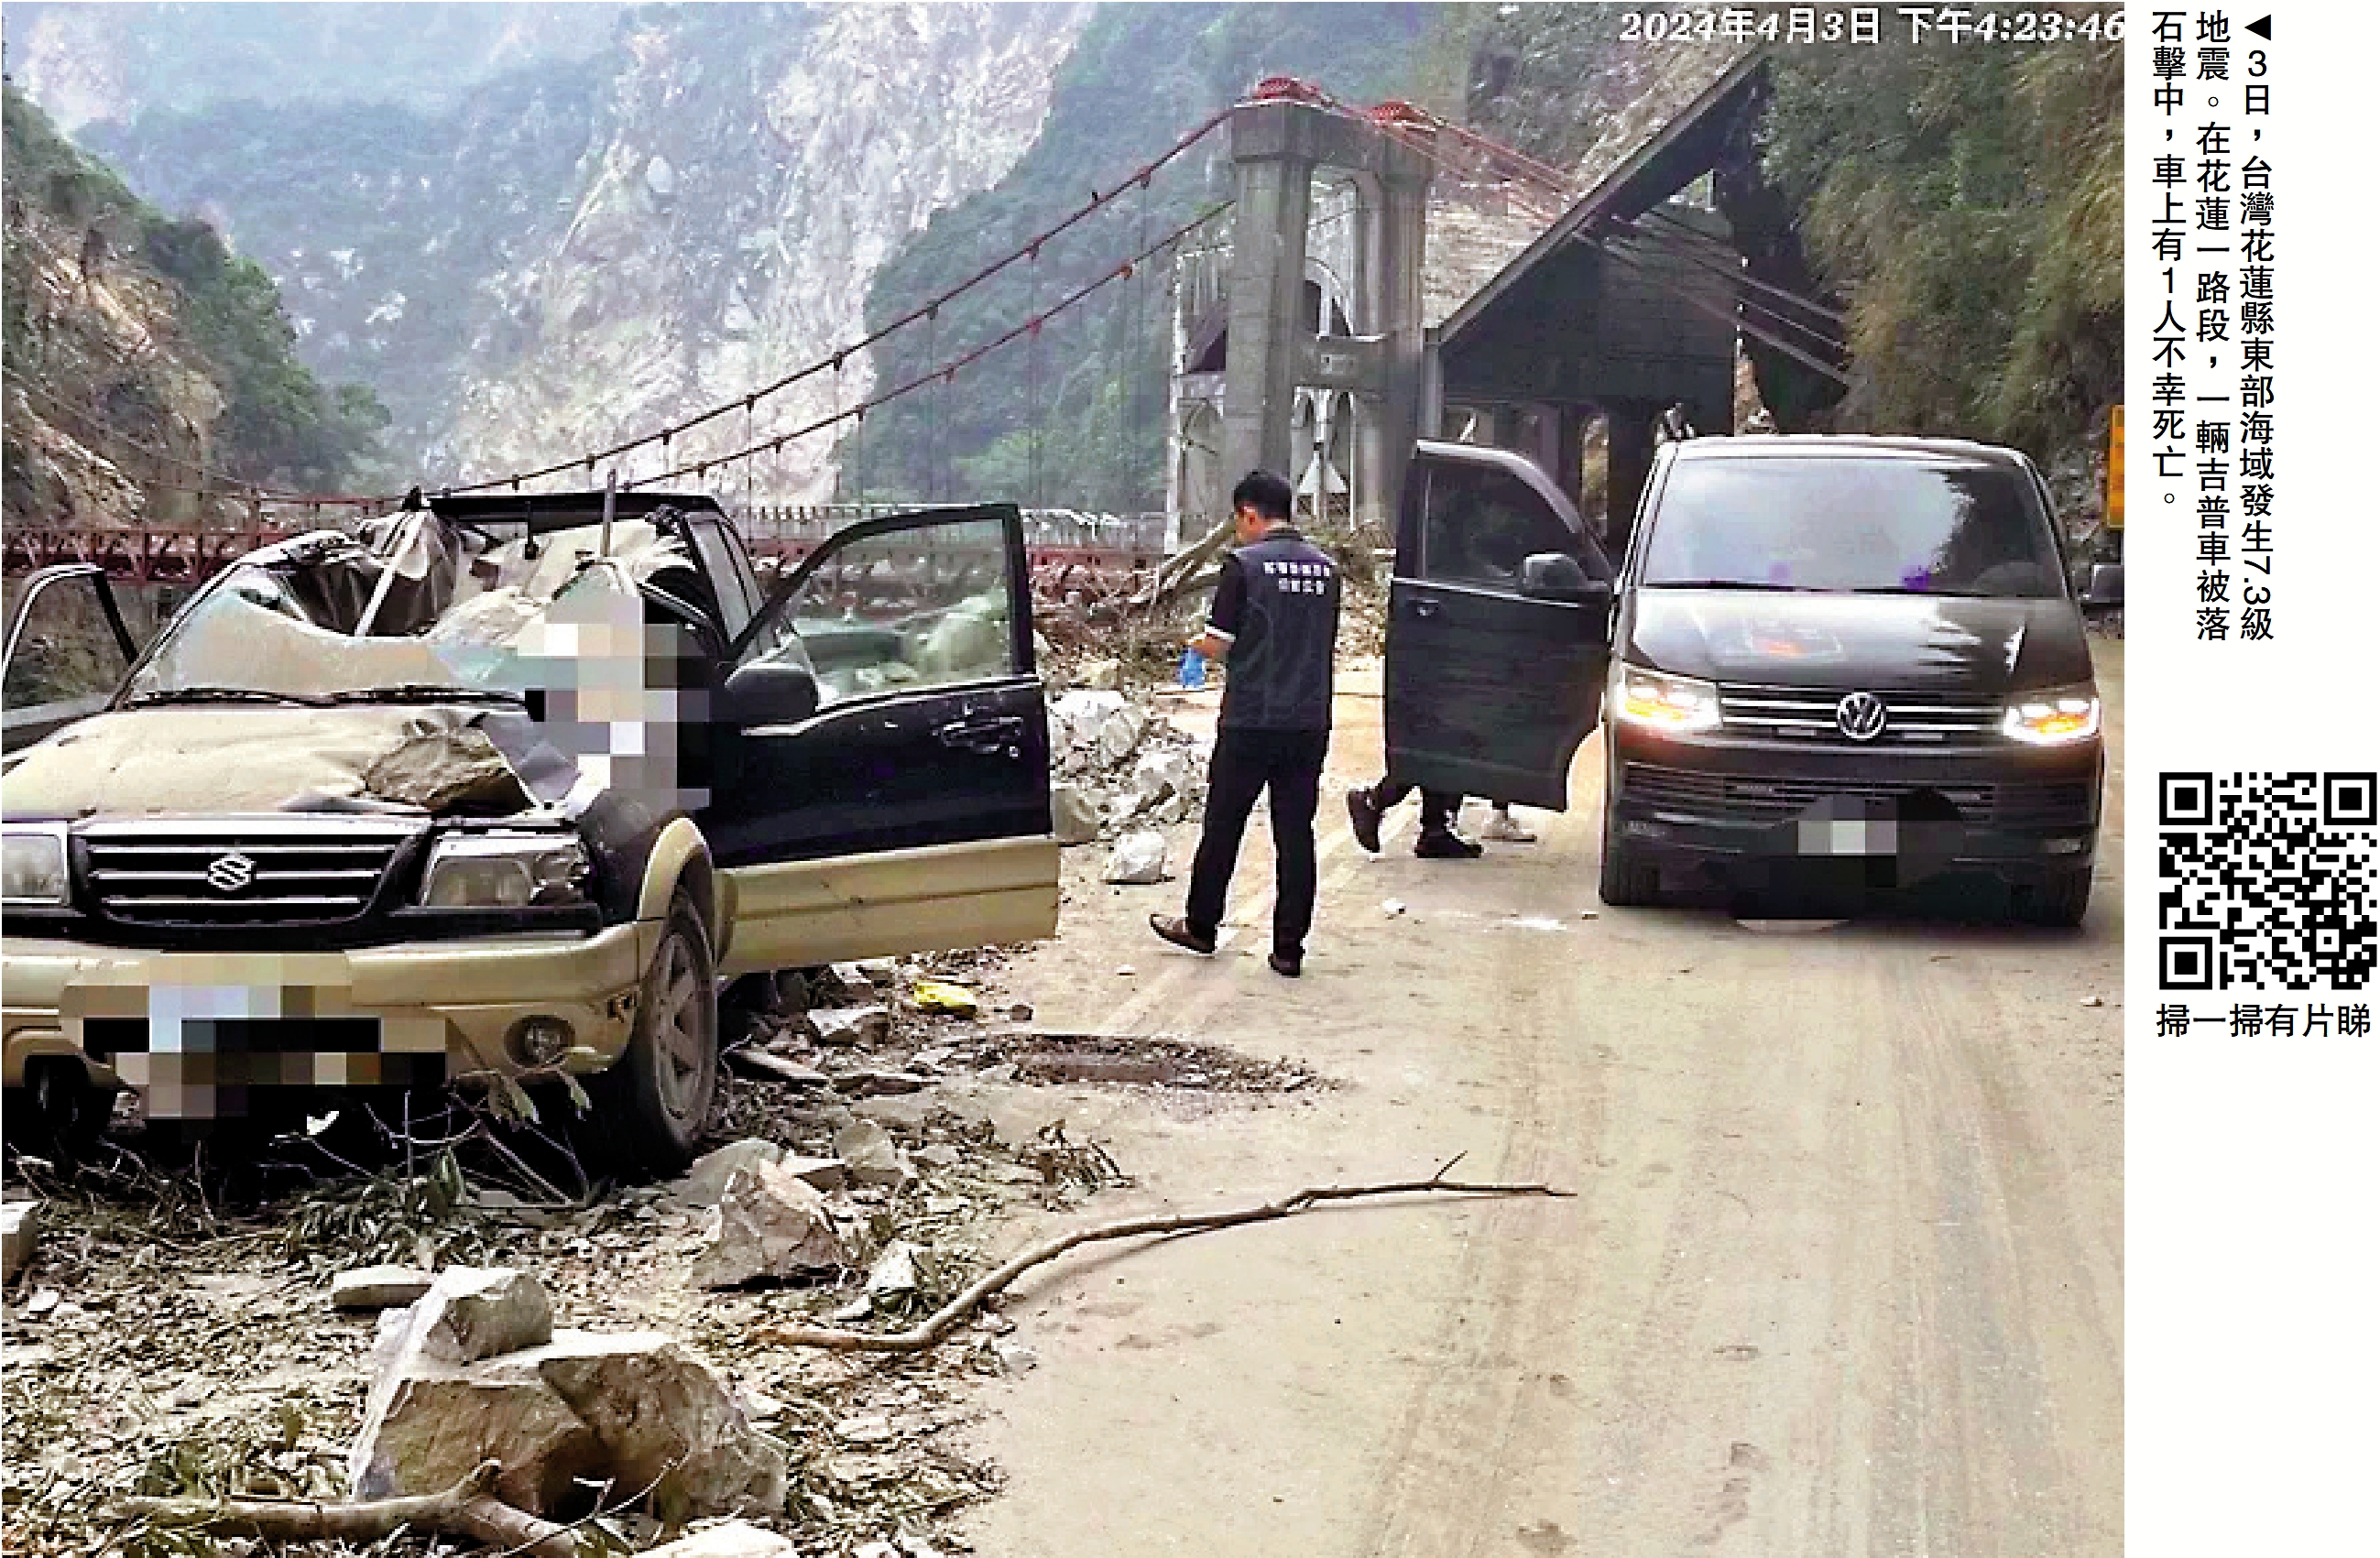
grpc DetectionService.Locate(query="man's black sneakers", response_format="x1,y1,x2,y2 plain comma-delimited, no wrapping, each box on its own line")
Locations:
1148,914,1217,955
1268,951,1303,978
1414,829,1484,860
1346,785,1384,854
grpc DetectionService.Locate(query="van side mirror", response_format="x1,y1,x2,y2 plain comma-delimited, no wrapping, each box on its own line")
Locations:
2080,562,2124,608
1520,551,1600,605
722,661,819,727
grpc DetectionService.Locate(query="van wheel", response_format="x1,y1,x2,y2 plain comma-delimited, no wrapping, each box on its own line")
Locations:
587,890,718,1176
1598,807,1658,907
2014,866,2092,929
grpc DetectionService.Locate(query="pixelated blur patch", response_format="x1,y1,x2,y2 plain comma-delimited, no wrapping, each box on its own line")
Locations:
2159,771,2377,991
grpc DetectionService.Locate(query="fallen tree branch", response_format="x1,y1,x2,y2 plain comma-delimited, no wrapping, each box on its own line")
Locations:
1135,517,1233,608
109,1460,582,1557
756,1155,1569,1354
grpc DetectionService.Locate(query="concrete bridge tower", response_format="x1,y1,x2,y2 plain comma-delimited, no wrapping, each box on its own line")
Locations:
1170,95,1433,540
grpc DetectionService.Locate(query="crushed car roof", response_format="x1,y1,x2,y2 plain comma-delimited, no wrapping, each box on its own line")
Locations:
426,490,729,531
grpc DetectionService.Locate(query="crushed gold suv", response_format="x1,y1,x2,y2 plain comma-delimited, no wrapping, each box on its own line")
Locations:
2,492,1058,1171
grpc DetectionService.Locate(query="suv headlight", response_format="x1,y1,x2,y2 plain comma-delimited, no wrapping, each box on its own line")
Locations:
2,825,69,906
420,833,591,908
1613,665,1721,734
2002,682,2102,746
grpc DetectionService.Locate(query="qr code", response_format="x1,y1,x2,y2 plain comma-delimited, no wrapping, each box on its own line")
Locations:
2160,772,2377,990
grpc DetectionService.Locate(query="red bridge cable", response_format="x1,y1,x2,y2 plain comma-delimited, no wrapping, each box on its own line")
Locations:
625,204,1233,492
442,109,1236,497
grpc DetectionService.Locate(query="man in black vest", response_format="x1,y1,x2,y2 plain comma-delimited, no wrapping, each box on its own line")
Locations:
1151,470,1340,977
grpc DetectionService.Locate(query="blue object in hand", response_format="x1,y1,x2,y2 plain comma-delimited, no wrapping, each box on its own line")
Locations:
1178,648,1207,689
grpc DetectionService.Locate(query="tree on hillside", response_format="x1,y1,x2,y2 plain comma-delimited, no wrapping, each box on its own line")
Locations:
2,84,390,497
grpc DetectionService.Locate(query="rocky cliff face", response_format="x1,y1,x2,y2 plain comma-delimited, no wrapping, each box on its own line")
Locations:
447,3,1091,501
3,86,324,532
77,4,1090,501
5,2,617,130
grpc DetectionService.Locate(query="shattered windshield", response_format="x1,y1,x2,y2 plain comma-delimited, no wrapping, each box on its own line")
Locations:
124,519,697,707
1641,457,2064,597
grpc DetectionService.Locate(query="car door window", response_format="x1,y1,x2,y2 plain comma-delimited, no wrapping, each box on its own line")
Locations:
4,571,134,715
680,515,757,642
745,515,1018,708
1422,464,1585,589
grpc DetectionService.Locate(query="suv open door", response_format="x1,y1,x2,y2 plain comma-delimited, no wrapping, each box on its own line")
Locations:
1384,441,1614,811
3,565,140,756
702,504,1058,975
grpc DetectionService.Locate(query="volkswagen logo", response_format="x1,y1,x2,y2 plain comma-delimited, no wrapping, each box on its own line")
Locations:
1834,692,1890,742
204,852,257,893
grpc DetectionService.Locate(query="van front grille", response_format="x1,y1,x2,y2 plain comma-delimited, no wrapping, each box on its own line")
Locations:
1717,684,2002,748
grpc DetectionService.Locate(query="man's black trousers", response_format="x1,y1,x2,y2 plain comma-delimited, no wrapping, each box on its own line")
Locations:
1185,725,1330,958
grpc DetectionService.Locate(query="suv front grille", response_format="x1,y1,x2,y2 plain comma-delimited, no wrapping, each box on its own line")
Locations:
1718,684,2002,748
1621,764,2093,831
80,820,420,927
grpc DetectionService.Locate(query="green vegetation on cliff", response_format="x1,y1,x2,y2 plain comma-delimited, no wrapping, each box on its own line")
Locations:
3,83,389,501
1759,29,2123,458
1457,5,2122,467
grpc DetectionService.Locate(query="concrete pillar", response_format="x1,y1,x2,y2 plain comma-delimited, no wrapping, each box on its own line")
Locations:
1556,404,1589,511
1222,151,1313,490
1527,403,1562,481
1605,399,1658,554
1353,169,1428,531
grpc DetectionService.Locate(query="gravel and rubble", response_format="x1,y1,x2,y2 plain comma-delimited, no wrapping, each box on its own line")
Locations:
2,938,1324,1557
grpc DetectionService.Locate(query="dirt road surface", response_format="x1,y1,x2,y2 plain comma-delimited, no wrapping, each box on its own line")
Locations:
954,644,2124,1556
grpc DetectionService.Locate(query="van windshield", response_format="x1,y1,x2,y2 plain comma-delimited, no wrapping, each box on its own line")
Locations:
1641,457,2064,597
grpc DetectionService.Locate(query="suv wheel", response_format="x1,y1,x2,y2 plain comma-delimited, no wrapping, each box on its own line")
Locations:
2014,866,2092,928
3,1061,113,1166
589,889,719,1175
1598,803,1659,907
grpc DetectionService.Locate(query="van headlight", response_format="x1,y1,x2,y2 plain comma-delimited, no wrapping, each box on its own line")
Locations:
1613,665,1721,734
2001,683,2102,746
2,825,69,905
420,833,590,908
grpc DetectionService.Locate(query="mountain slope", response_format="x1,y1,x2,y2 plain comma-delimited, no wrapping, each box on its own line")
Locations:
3,85,386,528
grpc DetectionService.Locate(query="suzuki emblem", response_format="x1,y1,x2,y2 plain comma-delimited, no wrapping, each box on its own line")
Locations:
1834,692,1889,742
205,852,257,893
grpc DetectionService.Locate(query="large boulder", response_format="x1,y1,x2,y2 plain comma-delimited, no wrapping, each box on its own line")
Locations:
533,1333,789,1521
809,1005,892,1048
1128,748,1196,814
678,1139,786,1206
351,1327,786,1520
834,1117,914,1190
1096,703,1148,767
330,1265,436,1312
1103,830,1168,885
1048,690,1127,753
350,1345,605,1513
349,1268,560,1505
692,1159,854,1289
1051,782,1103,845
2,1200,38,1281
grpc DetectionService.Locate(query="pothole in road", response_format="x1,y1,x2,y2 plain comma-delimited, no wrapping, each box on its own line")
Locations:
983,1030,1326,1094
